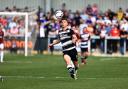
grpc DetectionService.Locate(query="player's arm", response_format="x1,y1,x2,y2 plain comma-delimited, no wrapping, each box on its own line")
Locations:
71,29,80,43
49,39,60,48
72,34,78,43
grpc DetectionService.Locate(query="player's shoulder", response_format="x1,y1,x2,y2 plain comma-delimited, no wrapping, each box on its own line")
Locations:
81,33,90,37
58,28,63,33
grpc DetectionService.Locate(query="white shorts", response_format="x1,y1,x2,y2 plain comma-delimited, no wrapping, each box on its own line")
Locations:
0,43,4,49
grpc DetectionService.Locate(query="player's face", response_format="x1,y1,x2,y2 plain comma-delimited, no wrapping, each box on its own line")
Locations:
61,20,68,28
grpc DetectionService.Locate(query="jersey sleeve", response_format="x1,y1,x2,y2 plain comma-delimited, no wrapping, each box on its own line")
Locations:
70,29,75,35
56,30,60,40
3,31,4,36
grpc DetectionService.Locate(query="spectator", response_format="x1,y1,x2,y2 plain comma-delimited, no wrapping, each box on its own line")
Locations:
100,25,107,52
120,28,127,55
104,16,111,26
12,6,17,12
125,9,128,21
18,26,25,36
89,14,96,25
61,3,67,12
92,3,99,16
86,4,93,15
74,10,81,26
10,26,19,35
120,19,128,32
109,25,120,52
24,6,29,12
117,8,124,21
10,38,17,54
80,11,88,21
110,25,120,37
0,16,7,27
107,9,116,20
112,16,118,26
95,23,102,35
96,15,104,25
8,19,17,29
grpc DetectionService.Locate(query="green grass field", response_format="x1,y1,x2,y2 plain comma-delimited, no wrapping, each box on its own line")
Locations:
0,54,128,89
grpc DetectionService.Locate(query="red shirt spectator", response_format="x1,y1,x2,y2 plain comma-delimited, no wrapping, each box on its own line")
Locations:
110,26,120,37
10,26,19,35
86,24,94,35
0,27,4,44
0,18,7,27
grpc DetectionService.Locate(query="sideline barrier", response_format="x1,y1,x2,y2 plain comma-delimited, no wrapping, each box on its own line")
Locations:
48,36,127,55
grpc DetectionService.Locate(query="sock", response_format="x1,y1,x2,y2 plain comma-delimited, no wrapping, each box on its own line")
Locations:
67,59,75,68
70,60,75,68
67,60,75,74
67,64,72,69
67,67,75,74
0,51,4,62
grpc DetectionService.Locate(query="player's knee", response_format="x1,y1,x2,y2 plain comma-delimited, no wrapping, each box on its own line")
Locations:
64,54,70,59
63,54,72,63
84,52,89,56
81,56,88,59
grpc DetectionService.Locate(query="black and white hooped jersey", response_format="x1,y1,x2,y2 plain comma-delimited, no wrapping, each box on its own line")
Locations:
57,28,76,51
80,33,90,48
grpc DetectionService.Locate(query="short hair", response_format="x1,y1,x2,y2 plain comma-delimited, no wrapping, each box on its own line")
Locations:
60,17,70,24
61,17,68,21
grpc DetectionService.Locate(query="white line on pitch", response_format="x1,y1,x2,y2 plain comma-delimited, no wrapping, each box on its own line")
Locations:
2,75,45,79
1,75,128,80
100,58,117,61
4,61,32,63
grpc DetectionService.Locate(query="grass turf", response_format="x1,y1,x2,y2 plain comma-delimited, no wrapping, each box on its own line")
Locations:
0,54,128,89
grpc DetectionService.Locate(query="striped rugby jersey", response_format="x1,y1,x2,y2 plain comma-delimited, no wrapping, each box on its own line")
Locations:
57,28,76,51
80,33,90,48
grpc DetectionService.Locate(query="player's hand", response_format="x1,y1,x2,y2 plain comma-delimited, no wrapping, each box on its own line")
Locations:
48,44,53,48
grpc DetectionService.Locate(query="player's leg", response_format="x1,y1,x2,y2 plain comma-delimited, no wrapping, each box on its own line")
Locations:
69,48,79,79
73,61,79,71
0,44,4,63
70,49,79,73
81,52,88,65
63,54,77,79
81,48,86,65
81,48,89,65
63,54,75,71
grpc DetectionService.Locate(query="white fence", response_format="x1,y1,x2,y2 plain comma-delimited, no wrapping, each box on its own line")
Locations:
91,36,127,54
48,36,128,55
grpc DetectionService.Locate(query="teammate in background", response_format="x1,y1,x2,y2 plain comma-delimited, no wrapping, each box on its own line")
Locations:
0,25,4,63
49,18,79,80
80,27,90,65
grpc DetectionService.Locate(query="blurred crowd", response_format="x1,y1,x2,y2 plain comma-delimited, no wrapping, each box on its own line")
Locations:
38,3,128,55
0,15,25,36
0,6,36,53
0,6,30,37
0,4,128,55
39,3,128,37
